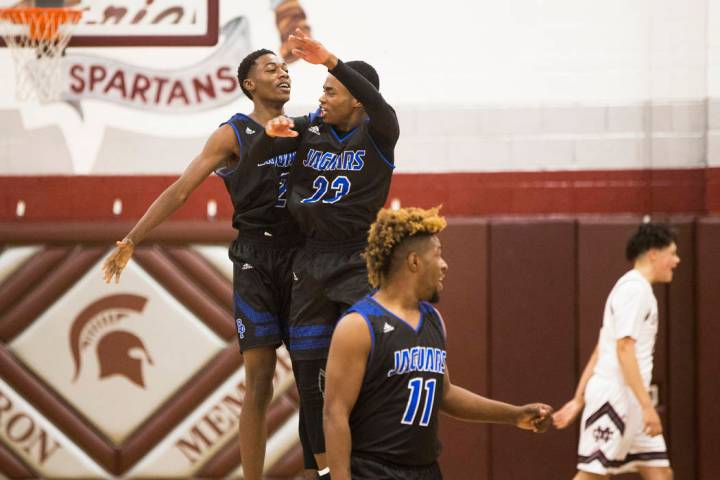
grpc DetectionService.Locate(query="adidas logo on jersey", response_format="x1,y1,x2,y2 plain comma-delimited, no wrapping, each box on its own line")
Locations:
241,263,253,270
245,126,256,134
293,272,299,281
308,125,320,135
383,322,395,333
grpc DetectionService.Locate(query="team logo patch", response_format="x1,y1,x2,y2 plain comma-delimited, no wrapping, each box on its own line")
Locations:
236,318,246,339
593,426,614,443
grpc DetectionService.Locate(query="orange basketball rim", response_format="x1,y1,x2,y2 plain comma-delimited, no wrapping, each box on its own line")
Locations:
0,6,81,41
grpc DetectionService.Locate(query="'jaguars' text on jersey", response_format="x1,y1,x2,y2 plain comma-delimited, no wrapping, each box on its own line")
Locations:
287,112,394,242
217,113,302,238
345,296,447,467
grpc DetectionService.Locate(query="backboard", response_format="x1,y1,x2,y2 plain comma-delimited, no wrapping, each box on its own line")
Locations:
0,0,219,47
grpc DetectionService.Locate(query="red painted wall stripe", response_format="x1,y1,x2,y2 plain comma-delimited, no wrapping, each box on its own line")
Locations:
0,168,717,221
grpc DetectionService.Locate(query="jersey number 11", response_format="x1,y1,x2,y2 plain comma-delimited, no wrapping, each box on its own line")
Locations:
401,377,436,427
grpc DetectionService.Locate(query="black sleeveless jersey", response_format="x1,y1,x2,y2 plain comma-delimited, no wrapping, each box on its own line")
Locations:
346,296,447,467
287,112,394,242
217,113,299,238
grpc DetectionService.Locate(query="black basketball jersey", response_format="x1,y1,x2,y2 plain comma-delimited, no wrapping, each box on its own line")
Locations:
287,111,394,242
346,296,447,467
218,113,299,238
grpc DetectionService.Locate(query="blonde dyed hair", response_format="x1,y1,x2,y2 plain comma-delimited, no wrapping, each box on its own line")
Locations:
365,206,447,288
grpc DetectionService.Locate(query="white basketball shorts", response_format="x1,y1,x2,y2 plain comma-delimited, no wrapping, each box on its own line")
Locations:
576,376,670,475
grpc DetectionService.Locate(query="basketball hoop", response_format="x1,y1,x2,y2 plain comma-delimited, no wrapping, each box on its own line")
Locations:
0,7,82,102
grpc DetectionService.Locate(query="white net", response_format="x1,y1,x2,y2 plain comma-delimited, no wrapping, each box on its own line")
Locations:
0,8,81,102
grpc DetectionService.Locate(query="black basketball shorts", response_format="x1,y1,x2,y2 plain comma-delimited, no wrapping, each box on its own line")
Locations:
230,237,297,352
350,456,443,480
286,241,371,360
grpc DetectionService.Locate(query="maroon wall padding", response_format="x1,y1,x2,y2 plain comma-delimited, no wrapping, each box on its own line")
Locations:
488,220,578,479
575,219,642,480
697,218,720,480
436,220,490,479
1,217,718,478
577,219,641,361
665,218,697,478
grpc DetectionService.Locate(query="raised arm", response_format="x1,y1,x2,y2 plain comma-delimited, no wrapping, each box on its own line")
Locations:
440,366,553,432
553,342,599,429
323,313,371,480
288,29,399,152
102,125,236,283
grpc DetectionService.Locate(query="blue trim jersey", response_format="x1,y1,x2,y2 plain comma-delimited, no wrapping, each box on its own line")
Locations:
287,116,394,242
217,113,302,239
246,59,399,243
346,296,447,467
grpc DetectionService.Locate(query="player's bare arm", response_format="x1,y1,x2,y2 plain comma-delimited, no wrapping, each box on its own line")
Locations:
102,125,238,284
440,366,553,432
323,313,371,480
553,343,600,429
616,336,662,436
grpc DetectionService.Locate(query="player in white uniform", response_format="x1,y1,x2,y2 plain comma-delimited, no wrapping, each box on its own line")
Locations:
553,223,680,479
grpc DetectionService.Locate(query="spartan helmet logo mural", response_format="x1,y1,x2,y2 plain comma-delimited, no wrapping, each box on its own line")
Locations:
69,294,154,388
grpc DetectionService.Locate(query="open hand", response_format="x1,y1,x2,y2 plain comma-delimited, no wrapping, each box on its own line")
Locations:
552,398,584,429
265,116,298,138
516,403,554,433
102,239,134,284
288,28,332,66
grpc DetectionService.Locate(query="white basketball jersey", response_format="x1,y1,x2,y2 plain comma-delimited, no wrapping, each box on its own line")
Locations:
593,270,658,387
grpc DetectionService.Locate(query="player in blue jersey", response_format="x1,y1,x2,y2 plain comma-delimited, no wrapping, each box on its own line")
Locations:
101,49,306,480
247,29,399,477
323,207,554,479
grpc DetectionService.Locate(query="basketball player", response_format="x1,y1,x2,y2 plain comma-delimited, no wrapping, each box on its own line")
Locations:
101,49,306,480
322,207,553,479
247,29,399,477
553,223,679,479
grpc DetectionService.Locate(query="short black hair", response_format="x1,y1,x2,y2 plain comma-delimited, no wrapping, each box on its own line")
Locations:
345,60,379,90
237,49,275,99
625,222,676,261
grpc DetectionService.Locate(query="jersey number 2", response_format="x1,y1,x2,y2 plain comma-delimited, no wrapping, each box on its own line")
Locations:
401,377,436,427
300,175,350,204
276,173,288,208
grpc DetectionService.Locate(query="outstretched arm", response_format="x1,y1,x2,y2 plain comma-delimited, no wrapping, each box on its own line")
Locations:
102,125,236,283
553,343,599,429
246,114,308,170
288,29,399,152
323,313,371,480
440,367,553,432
